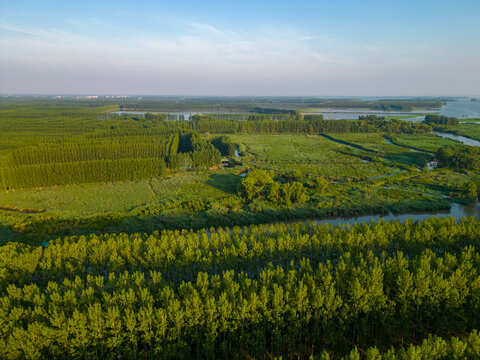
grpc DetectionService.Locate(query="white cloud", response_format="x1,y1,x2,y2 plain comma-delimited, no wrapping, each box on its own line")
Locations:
185,21,226,37
0,20,479,95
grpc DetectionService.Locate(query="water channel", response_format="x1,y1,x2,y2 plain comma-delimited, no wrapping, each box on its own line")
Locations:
311,128,480,226
113,101,480,227
311,203,479,227
434,132,480,147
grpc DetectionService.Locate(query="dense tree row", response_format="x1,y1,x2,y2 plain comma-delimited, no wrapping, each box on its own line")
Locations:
310,331,480,359
123,116,433,135
190,143,222,169
210,136,235,157
144,113,186,121
0,217,479,359
8,134,179,166
436,144,480,170
0,158,167,189
238,170,308,205
308,99,444,111
190,112,304,122
424,114,459,125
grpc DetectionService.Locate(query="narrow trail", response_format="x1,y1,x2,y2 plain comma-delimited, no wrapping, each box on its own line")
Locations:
147,179,157,196
383,135,434,154
319,134,377,153
0,206,45,214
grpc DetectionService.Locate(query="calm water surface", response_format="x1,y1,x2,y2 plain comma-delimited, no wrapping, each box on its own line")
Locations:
440,98,480,118
109,111,243,120
434,132,480,147
313,203,479,227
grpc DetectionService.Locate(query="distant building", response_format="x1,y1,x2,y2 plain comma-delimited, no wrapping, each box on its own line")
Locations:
427,159,438,169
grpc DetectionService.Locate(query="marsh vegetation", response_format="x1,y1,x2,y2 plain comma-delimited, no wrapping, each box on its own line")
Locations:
0,97,479,359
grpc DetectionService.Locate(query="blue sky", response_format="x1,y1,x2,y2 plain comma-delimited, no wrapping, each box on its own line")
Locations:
1,0,479,95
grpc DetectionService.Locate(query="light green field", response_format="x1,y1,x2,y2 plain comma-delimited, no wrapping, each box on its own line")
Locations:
332,133,403,153
0,134,401,222
457,117,480,123
231,134,396,179
0,169,239,219
390,133,459,152
454,123,480,140
232,134,339,162
320,133,436,167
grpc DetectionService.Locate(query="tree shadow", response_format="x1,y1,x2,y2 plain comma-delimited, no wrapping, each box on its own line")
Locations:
386,151,432,167
205,173,241,194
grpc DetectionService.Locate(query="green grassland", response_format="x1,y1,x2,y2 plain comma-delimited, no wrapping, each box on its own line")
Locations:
0,99,478,245
230,133,397,179
322,132,438,167
387,133,459,153
457,117,480,122
451,123,480,140
1,131,473,245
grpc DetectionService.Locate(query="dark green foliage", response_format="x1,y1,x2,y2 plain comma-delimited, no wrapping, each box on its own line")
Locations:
238,170,308,205
309,99,444,111
0,218,479,359
465,181,479,199
313,177,329,193
181,198,210,212
0,158,167,189
124,113,432,135
167,152,188,170
190,143,222,169
424,114,459,125
210,136,235,157
237,169,274,200
8,134,179,166
436,145,480,170
203,116,431,134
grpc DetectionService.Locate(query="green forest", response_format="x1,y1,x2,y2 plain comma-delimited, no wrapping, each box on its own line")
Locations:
1,218,480,359
0,97,479,359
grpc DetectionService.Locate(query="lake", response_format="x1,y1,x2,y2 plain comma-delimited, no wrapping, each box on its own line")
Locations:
108,110,244,120
304,109,432,120
108,98,480,121
440,98,480,118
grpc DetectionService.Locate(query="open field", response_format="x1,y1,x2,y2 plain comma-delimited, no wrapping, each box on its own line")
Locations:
1,128,473,245
457,117,480,122
0,100,477,246
387,133,459,153
451,123,480,140
230,133,398,179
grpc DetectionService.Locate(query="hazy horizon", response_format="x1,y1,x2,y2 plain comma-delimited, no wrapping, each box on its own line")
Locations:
1,0,479,96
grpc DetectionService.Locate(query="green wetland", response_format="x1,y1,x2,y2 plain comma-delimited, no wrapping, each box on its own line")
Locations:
0,97,479,359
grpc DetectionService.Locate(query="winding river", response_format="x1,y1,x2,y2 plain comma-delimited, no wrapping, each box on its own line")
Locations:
312,203,479,227
434,132,480,147
314,129,480,226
